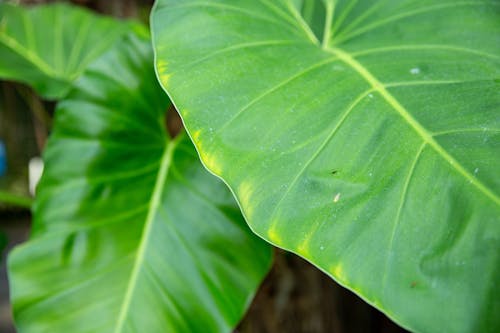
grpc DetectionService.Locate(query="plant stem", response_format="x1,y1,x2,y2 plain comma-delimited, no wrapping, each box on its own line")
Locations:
0,190,33,209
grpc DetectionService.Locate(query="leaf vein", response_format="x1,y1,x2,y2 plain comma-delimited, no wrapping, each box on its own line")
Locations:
381,142,426,292
217,56,340,133
351,44,500,60
0,33,64,79
267,88,375,235
328,47,500,204
179,40,302,70
335,2,498,44
113,137,178,333
160,1,296,34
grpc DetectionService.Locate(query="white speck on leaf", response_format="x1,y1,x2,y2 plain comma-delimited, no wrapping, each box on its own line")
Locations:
410,67,420,75
334,193,341,203
474,167,479,175
320,246,325,251
368,93,373,98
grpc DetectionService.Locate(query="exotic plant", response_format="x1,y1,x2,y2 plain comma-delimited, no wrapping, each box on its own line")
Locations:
0,1,498,333
1,3,271,332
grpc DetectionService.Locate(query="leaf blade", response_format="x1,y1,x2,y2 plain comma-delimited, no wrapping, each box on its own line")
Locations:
8,30,272,333
0,3,132,99
152,1,500,332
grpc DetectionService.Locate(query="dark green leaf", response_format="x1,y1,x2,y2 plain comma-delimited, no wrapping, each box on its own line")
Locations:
151,1,500,332
8,31,272,333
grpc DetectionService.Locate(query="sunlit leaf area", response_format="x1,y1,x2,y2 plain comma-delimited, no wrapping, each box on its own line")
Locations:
1,1,498,332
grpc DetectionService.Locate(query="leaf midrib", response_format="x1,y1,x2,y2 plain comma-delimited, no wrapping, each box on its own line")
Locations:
0,33,66,80
327,46,499,205
284,0,499,204
113,136,179,333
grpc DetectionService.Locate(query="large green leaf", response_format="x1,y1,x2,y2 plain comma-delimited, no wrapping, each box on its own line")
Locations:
151,1,500,332
8,31,272,333
0,2,133,99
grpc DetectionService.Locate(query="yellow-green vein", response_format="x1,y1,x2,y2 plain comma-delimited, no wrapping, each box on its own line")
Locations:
0,33,63,79
113,136,177,333
327,46,500,205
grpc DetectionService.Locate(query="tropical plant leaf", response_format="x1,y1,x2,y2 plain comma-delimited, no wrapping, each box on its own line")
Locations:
0,2,134,99
151,1,500,332
8,31,272,333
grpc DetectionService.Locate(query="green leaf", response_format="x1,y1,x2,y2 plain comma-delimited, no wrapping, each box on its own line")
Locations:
8,31,272,333
0,3,133,99
151,1,500,332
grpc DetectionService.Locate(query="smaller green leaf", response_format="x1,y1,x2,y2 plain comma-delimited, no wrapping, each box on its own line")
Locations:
0,2,134,99
8,30,272,333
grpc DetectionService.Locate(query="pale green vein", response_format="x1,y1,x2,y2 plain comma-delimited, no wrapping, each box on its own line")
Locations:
351,44,500,60
322,0,335,48
334,0,389,42
267,88,374,236
180,40,301,70
0,33,64,79
384,80,466,88
217,55,340,133
335,2,496,44
68,101,162,139
381,142,426,292
71,31,123,80
146,267,187,332
285,0,319,45
41,201,149,228
162,1,292,33
302,0,316,23
88,68,163,121
44,160,161,194
44,204,150,231
257,0,304,34
328,47,500,205
54,5,64,70
65,16,92,75
157,208,227,314
432,128,500,137
31,254,135,308
114,137,178,333
21,10,36,52
331,0,358,37
57,136,163,150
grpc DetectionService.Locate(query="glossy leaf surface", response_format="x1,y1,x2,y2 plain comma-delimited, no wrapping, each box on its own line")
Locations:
0,3,131,99
152,1,500,332
8,31,272,333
